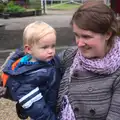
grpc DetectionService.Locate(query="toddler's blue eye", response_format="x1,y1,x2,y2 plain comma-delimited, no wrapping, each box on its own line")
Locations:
42,46,48,49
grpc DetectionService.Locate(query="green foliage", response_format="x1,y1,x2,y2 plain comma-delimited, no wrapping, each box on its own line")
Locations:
4,1,26,13
7,1,15,7
0,3,5,12
47,3,80,10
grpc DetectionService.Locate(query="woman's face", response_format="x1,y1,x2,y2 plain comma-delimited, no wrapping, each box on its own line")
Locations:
73,23,111,59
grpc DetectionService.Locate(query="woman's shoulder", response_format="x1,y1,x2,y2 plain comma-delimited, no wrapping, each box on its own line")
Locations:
57,46,78,71
64,46,77,55
113,67,120,77
58,46,77,61
109,68,120,84
108,68,120,88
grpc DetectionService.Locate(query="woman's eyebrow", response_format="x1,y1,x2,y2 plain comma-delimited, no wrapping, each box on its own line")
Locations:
73,32,93,37
81,34,93,38
73,32,79,36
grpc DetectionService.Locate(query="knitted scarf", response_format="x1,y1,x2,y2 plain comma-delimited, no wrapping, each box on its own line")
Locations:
70,37,120,75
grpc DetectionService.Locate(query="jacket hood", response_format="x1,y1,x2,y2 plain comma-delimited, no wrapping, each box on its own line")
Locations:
3,48,55,75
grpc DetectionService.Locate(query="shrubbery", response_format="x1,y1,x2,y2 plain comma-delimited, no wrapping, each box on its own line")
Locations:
4,1,26,13
0,3,5,12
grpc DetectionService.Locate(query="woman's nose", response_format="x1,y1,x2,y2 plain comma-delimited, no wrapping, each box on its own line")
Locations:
76,39,86,47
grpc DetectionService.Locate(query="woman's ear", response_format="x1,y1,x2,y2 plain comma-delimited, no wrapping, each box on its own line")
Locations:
105,31,112,41
24,44,31,54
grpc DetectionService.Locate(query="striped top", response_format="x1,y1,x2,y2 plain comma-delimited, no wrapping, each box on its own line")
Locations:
58,47,120,120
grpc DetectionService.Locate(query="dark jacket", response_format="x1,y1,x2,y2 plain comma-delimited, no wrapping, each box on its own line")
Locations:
3,49,62,120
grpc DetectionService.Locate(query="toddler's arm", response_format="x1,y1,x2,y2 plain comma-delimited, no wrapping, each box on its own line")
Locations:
9,82,57,120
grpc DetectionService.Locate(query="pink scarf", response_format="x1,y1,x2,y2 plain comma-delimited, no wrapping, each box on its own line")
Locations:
71,37,120,75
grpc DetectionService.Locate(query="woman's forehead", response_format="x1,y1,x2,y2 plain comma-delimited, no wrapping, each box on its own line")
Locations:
73,24,95,35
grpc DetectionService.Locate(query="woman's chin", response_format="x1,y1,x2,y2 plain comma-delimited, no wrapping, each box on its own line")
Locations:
81,52,95,59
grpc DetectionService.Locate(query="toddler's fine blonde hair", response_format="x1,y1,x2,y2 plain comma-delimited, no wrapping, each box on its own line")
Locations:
23,21,56,46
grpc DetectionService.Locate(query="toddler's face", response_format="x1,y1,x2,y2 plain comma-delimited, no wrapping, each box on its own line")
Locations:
25,33,56,62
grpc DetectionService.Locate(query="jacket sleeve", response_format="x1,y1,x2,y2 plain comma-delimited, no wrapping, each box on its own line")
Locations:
57,47,77,110
0,78,11,99
57,47,77,72
0,86,7,98
9,82,57,120
0,51,16,98
106,75,120,120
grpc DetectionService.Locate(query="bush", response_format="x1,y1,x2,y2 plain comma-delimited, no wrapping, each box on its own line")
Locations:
4,1,26,13
0,3,5,12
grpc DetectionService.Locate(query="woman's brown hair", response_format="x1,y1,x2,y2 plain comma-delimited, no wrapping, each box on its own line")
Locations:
71,1,118,46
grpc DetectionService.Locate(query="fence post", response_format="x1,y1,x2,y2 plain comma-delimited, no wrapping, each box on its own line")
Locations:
42,0,47,14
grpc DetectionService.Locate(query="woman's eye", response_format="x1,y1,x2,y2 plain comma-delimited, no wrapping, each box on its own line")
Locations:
83,36,89,39
82,35,92,39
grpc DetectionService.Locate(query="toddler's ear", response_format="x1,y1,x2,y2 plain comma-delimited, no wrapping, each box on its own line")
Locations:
24,44,31,54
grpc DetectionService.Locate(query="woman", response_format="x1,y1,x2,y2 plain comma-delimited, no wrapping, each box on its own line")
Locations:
57,1,120,120
0,1,120,120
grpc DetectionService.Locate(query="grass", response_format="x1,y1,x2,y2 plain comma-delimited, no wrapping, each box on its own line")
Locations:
26,3,81,11
47,3,81,10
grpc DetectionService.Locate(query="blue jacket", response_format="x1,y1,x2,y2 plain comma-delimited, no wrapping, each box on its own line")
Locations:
3,49,62,120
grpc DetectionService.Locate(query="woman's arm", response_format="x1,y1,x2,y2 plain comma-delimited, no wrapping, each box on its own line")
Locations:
57,47,77,112
106,75,120,120
57,46,77,73
7,79,57,120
